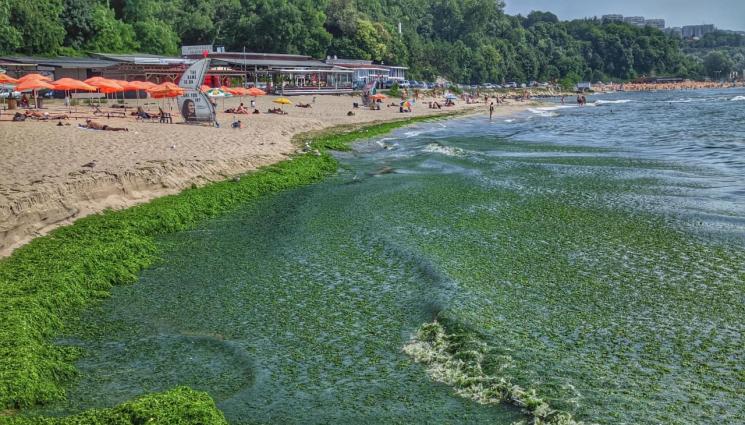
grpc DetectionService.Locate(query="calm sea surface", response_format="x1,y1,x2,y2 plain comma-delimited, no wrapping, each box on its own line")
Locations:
39,89,745,424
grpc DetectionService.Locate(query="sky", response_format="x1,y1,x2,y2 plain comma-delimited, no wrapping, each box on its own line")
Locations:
504,0,745,31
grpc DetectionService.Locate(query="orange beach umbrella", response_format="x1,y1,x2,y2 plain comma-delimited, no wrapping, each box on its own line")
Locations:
0,74,18,84
17,73,52,83
83,76,105,84
16,79,55,92
128,81,157,90
87,78,124,93
247,87,266,96
114,80,140,92
146,82,184,98
220,86,242,96
52,78,96,91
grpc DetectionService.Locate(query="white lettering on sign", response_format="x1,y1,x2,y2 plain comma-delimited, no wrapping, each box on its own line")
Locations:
181,45,213,56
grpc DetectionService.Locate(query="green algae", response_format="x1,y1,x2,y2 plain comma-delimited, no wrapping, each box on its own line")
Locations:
2,112,743,425
1,387,227,425
0,115,453,416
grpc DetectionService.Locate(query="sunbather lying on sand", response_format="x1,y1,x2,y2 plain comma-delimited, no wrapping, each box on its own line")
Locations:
267,108,287,115
296,103,311,108
24,110,69,120
79,119,128,131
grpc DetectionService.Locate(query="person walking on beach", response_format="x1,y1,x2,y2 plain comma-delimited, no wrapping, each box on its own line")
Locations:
489,102,495,120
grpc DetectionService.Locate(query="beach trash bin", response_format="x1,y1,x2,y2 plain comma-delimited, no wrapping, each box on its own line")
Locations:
7,98,16,110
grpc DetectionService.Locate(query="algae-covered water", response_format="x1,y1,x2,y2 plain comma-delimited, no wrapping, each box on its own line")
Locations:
45,89,744,424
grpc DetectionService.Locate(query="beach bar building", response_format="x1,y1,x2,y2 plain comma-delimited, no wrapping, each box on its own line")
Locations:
0,56,117,80
0,54,191,82
325,58,408,86
181,48,355,94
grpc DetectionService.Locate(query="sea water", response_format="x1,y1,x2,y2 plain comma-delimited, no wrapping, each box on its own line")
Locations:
40,89,745,424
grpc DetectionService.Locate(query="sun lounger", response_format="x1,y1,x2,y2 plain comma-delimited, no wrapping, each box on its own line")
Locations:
159,107,173,124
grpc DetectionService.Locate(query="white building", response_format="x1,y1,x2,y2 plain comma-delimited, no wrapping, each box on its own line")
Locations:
602,14,624,23
624,16,646,27
645,19,665,30
682,24,716,39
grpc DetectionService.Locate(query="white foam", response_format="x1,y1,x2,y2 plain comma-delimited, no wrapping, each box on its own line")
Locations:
730,95,745,102
594,99,633,105
533,105,578,112
504,119,515,123
423,143,464,157
528,108,559,117
669,98,695,103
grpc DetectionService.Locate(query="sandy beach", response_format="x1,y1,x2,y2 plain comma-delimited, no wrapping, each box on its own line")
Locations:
0,94,531,257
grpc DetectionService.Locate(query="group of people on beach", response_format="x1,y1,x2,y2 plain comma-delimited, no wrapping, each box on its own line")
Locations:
225,102,260,115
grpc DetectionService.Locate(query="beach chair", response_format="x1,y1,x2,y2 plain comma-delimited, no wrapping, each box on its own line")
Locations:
159,107,172,124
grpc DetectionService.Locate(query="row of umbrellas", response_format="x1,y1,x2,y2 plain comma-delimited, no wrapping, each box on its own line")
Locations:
0,73,270,100
201,85,267,98
0,73,182,100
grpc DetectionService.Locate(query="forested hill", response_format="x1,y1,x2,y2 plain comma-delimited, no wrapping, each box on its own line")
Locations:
1,0,704,83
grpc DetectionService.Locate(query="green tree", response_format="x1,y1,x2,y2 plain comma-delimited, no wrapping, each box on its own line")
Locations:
226,0,330,57
132,20,180,55
84,5,139,52
325,0,359,37
0,1,23,54
703,51,734,78
6,0,65,54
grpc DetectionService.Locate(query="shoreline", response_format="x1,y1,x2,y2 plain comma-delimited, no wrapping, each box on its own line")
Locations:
0,95,531,258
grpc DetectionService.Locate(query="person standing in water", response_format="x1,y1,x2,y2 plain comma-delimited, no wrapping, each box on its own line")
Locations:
489,102,495,120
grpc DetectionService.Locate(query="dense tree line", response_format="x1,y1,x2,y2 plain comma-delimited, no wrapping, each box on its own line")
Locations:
683,31,745,78
1,0,707,83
